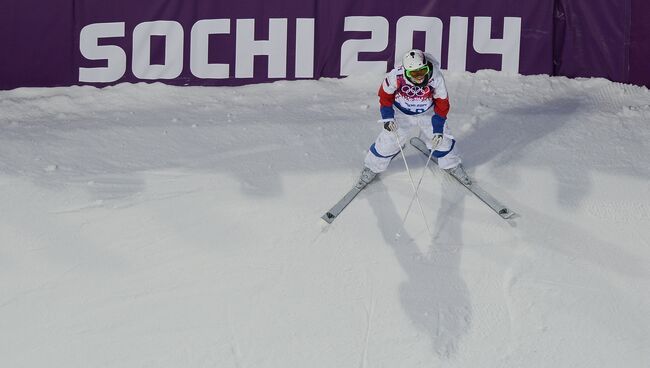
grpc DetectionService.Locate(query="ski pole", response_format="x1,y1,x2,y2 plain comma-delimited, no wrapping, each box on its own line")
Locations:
392,132,432,237
396,142,436,238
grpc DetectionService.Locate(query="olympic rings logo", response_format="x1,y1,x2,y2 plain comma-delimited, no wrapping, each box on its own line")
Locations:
399,85,431,98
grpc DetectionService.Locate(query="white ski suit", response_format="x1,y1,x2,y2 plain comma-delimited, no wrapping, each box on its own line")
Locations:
364,55,462,173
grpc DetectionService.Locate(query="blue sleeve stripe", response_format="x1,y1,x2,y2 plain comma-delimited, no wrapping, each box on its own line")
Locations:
431,114,446,133
380,106,395,119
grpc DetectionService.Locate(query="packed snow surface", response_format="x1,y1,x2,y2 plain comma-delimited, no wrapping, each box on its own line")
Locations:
1,71,649,367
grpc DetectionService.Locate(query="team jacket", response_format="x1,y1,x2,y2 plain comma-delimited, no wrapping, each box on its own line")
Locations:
378,58,450,133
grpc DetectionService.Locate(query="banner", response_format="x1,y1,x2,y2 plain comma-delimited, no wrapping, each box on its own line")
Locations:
71,0,551,87
0,0,74,88
73,0,318,86
554,0,628,82
314,1,552,78
0,0,647,89
630,0,650,87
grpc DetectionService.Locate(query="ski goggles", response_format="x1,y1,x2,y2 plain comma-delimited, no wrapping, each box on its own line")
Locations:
405,65,430,79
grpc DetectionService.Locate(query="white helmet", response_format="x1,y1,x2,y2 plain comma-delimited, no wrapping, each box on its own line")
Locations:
402,49,426,71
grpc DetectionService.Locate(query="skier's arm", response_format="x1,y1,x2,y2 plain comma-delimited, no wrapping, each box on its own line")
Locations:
431,97,450,133
430,71,450,134
378,74,397,120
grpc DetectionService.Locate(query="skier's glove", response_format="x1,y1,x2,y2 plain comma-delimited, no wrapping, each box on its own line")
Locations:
431,133,443,150
379,118,397,132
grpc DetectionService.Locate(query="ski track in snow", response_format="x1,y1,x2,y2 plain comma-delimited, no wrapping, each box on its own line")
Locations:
1,72,650,367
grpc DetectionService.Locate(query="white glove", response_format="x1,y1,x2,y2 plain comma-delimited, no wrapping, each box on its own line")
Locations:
379,118,397,132
431,133,443,150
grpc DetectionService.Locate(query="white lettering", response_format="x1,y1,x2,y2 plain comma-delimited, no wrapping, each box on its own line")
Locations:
235,18,288,78
295,18,315,78
447,17,469,71
132,21,184,80
394,16,443,68
473,17,521,73
340,16,389,76
79,22,126,83
190,19,230,79
77,16,523,83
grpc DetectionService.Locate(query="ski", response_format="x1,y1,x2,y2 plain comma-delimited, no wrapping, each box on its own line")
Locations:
321,181,366,224
410,137,515,219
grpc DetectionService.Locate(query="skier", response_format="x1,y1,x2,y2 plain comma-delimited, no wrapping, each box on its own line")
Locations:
357,49,470,187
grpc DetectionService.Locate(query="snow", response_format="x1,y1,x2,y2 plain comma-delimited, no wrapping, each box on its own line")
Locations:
1,71,649,367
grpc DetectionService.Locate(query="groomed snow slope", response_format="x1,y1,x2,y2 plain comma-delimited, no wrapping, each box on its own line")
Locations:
1,71,649,367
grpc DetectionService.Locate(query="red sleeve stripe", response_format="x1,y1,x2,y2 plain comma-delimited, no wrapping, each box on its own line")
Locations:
433,97,450,118
378,84,395,107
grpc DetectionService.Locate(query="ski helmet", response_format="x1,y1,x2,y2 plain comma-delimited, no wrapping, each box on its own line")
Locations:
402,49,426,71
402,49,430,86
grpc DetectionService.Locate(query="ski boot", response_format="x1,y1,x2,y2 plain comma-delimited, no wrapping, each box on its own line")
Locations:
445,163,471,185
356,167,377,189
